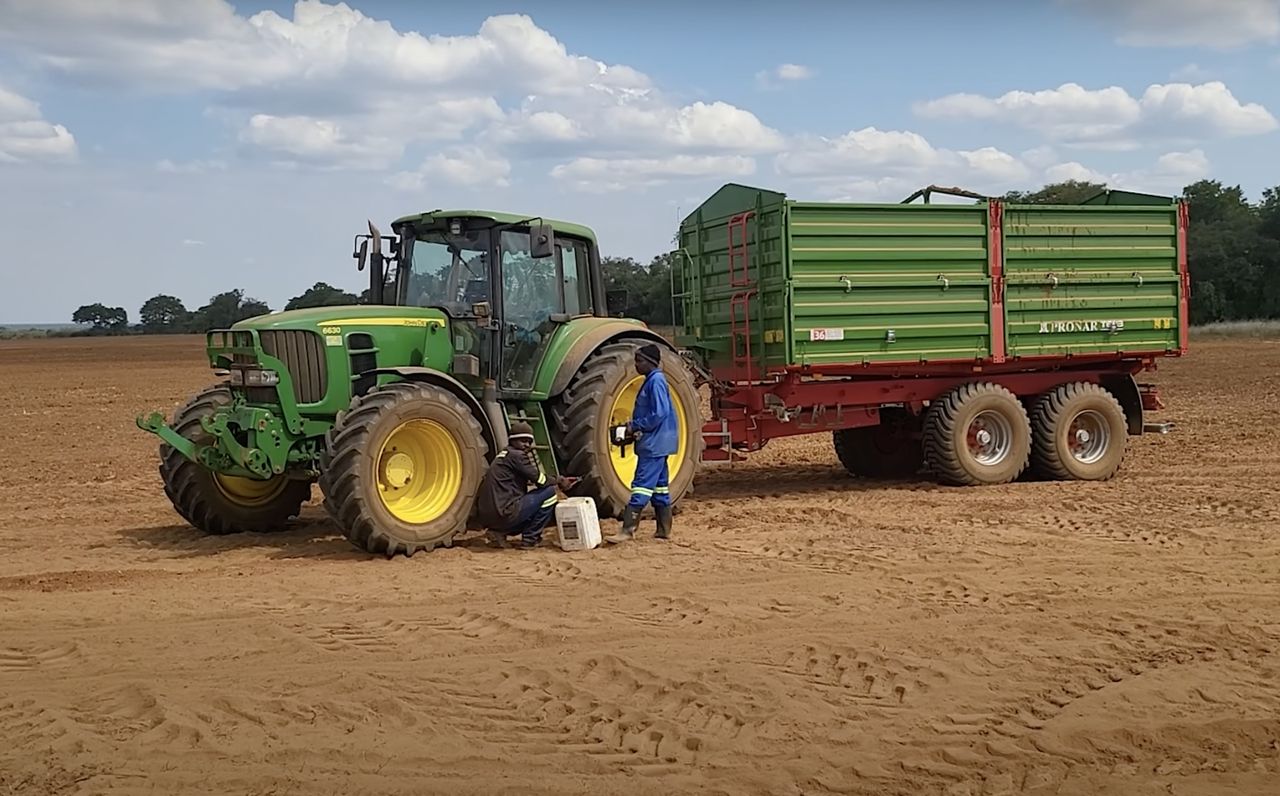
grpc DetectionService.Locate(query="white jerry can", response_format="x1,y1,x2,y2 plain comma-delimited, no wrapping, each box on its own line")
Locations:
555,497,601,551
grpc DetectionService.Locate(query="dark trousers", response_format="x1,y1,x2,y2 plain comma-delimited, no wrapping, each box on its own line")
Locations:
502,485,559,544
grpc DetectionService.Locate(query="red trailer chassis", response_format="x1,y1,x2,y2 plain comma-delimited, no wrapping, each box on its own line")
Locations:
698,355,1168,461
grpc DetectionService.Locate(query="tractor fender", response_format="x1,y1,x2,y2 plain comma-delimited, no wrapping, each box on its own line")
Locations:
368,367,499,457
1101,373,1143,436
546,324,672,398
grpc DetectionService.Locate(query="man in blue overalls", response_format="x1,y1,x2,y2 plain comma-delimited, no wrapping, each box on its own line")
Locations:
605,344,677,544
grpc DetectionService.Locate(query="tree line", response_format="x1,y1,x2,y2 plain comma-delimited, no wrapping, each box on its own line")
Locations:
70,179,1280,334
70,283,361,335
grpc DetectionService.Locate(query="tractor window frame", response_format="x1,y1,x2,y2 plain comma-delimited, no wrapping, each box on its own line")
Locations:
556,236,594,318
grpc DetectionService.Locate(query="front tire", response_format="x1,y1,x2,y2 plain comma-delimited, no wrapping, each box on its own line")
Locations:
1030,382,1127,481
158,385,311,534
320,382,487,556
923,382,1031,486
550,342,703,517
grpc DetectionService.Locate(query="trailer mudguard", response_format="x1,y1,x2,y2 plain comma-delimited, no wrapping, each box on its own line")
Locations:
1101,373,1143,436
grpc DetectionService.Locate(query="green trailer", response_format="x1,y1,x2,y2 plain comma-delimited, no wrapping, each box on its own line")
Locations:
676,183,1185,484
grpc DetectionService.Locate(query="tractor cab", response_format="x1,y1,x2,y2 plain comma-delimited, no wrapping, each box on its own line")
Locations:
353,212,611,393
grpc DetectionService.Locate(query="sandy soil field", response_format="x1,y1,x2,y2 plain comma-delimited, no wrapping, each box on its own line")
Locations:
1,335,1278,795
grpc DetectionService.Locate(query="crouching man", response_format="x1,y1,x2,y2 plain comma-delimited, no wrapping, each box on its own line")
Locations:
477,421,577,549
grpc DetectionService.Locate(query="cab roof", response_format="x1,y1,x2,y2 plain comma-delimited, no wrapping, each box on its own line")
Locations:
391,209,597,243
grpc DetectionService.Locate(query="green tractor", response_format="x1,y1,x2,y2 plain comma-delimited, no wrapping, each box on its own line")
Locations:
137,212,704,555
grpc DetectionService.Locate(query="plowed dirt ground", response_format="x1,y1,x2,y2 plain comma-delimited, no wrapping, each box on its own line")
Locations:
1,336,1278,796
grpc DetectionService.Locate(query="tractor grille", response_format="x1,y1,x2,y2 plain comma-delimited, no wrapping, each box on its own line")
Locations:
259,330,328,404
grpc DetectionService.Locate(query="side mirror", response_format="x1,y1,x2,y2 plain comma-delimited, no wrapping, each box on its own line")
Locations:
606,289,629,317
354,238,369,271
531,222,554,259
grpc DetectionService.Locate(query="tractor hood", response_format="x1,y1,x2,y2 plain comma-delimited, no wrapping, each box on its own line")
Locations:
231,305,449,333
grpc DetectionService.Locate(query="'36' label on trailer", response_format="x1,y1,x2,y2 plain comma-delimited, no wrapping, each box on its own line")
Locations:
809,328,845,341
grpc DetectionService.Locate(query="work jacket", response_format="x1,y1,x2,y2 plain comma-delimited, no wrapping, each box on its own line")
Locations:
476,445,547,528
631,368,678,458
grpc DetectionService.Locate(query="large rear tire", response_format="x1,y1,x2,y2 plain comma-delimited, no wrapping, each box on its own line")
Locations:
1030,382,1127,481
158,385,311,534
550,342,703,518
923,382,1031,486
832,408,923,479
320,382,487,556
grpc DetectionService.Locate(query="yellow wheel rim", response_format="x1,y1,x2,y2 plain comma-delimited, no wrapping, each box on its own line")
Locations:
607,376,689,490
213,473,289,507
376,419,463,524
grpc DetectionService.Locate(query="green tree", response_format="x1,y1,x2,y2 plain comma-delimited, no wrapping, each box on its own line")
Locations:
187,290,271,332
139,294,189,333
1182,179,1276,321
1003,180,1107,205
285,282,359,310
71,303,128,333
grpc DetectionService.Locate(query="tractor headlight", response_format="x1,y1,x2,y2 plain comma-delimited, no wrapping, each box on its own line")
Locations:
229,368,280,387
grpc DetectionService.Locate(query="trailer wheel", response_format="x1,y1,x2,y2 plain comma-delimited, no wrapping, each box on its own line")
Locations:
1030,382,1127,481
550,342,703,518
923,382,1031,486
320,382,487,557
159,385,311,534
832,409,923,479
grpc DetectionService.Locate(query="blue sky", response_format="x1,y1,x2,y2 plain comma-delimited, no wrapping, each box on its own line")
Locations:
2,0,1278,324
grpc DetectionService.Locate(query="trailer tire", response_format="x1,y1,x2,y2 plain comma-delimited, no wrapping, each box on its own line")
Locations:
159,385,311,534
320,382,487,557
1030,382,1127,481
550,341,703,518
832,409,923,479
923,382,1031,486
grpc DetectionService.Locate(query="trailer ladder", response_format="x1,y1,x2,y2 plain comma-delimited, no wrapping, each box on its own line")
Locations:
727,210,757,383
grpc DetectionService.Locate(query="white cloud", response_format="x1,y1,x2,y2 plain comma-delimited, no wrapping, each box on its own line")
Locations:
777,63,813,81
1020,145,1061,170
916,84,1141,144
757,63,814,88
1063,0,1280,48
957,147,1033,182
1139,82,1277,136
0,1,778,183
917,81,1277,148
550,155,755,192
777,128,944,175
1043,149,1210,193
239,114,398,168
388,146,511,192
775,127,1029,201
182,239,206,247
1043,162,1109,184
0,85,77,164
